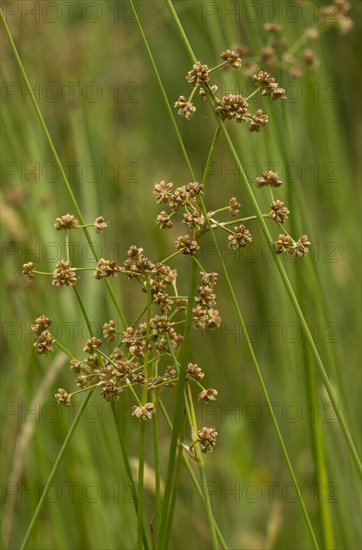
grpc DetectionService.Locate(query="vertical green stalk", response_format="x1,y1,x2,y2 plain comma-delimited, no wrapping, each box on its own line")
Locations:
165,0,361,479
152,405,161,544
159,260,198,548
110,401,149,550
19,389,94,550
137,422,146,549
137,282,153,548
162,408,188,549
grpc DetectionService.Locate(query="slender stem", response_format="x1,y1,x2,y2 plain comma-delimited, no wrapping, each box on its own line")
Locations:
192,255,206,273
152,403,161,545
20,390,95,550
137,421,146,549
162,408,188,548
161,250,181,264
246,87,261,101
216,214,270,227
128,0,195,181
110,401,149,550
159,260,198,549
65,231,70,261
208,60,228,73
54,341,74,359
202,126,220,190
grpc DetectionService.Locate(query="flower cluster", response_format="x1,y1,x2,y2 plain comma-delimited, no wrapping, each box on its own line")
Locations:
174,50,285,129
192,272,221,329
254,170,310,258
153,179,255,256
32,316,55,355
220,49,242,69
252,71,286,101
52,260,77,287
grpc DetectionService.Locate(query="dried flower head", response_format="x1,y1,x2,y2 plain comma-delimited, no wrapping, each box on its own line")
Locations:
229,197,240,216
186,362,204,381
83,337,102,354
264,21,282,33
201,272,218,286
175,235,200,256
34,330,55,355
228,225,252,250
132,402,155,420
293,235,310,257
216,94,250,123
32,315,52,335
55,388,71,406
54,214,79,231
256,170,283,188
221,49,242,69
337,15,354,34
101,379,123,401
198,388,218,401
186,61,209,86
305,27,319,43
207,308,222,329
94,259,121,279
302,49,320,71
270,200,290,224
192,305,209,328
70,359,82,373
182,211,205,231
94,216,108,234
156,211,174,229
249,109,269,132
153,181,173,204
198,426,218,453
174,96,196,119
103,320,116,342
274,234,294,254
260,46,277,66
52,260,77,287
252,71,286,101
199,84,219,100
22,262,35,280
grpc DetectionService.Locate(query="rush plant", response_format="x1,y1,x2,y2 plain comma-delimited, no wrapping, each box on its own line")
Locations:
1,1,360,549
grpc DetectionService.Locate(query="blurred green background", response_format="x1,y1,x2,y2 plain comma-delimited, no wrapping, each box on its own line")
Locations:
1,1,361,548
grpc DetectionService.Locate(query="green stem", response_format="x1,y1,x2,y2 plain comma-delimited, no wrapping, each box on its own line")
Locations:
137,421,146,549
202,126,220,190
152,401,161,545
54,341,74,359
110,401,149,550
20,390,95,550
159,260,198,549
128,0,195,181
208,60,228,73
246,87,261,101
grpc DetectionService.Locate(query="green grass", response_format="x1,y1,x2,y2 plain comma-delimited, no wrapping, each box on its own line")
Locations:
1,1,361,549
